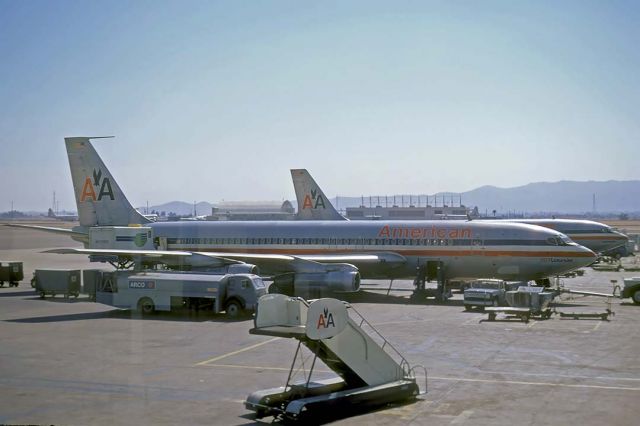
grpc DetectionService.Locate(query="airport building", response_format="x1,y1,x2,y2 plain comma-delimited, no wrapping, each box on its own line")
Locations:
343,195,476,220
209,200,296,221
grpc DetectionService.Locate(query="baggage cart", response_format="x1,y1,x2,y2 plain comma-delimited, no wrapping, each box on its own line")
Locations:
82,269,103,301
0,261,24,287
33,269,81,299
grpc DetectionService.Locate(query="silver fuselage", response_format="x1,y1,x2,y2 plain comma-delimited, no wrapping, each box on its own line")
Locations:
500,219,628,254
149,220,596,281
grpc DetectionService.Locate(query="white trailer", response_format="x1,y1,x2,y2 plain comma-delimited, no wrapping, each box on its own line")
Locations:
96,271,266,318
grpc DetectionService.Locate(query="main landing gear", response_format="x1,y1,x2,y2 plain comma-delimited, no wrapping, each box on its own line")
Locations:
410,261,450,303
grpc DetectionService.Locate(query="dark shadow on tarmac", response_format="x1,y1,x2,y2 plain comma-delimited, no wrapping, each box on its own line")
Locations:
5,309,253,324
341,290,466,307
238,397,421,425
0,290,33,298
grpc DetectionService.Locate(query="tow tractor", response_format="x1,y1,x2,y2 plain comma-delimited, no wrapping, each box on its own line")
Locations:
245,295,426,421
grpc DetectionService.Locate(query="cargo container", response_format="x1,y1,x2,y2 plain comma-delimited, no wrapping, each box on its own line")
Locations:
0,261,23,287
32,269,81,298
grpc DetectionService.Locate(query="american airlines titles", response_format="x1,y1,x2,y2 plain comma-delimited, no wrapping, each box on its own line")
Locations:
377,225,472,240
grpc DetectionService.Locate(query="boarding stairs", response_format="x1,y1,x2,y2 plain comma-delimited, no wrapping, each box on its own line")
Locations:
245,294,426,420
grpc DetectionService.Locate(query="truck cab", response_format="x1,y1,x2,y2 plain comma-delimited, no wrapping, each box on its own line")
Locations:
224,274,267,316
621,277,640,305
463,279,520,310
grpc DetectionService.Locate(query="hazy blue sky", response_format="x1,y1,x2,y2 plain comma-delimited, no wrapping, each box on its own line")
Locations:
1,0,639,211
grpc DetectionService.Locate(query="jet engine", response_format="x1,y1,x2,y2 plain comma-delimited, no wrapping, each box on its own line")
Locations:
226,263,260,275
270,263,361,296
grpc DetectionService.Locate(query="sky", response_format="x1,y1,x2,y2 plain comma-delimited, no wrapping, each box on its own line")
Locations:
1,0,639,212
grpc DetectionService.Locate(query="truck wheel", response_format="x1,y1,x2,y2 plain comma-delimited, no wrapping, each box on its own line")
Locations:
225,300,242,319
632,289,640,305
39,292,45,299
464,305,472,311
138,298,155,315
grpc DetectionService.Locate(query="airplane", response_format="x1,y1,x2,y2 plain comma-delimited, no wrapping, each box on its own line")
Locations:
290,169,628,254
499,219,628,254
11,137,597,299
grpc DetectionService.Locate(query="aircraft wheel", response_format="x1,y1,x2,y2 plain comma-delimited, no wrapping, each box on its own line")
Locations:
138,297,155,315
632,289,640,305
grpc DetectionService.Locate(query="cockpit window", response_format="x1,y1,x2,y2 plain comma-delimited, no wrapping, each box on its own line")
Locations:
559,235,573,245
547,236,571,246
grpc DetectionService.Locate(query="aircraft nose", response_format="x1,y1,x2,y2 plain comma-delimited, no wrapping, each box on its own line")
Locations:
614,230,629,242
577,245,597,267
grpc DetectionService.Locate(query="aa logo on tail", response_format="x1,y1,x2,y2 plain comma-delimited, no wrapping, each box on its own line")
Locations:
302,189,326,210
80,169,114,202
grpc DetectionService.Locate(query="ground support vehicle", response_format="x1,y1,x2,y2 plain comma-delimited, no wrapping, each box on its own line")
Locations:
620,277,640,305
556,309,613,321
0,261,23,287
245,295,425,422
463,279,521,311
82,269,103,301
32,269,81,298
484,286,555,322
96,271,266,318
485,307,536,323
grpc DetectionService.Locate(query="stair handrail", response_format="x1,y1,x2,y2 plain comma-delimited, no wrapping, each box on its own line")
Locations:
345,303,414,380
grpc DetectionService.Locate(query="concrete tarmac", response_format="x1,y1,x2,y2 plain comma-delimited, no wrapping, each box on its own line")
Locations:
1,225,639,425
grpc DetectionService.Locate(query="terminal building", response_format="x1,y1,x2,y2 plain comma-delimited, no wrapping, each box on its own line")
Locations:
343,195,476,220
209,200,296,221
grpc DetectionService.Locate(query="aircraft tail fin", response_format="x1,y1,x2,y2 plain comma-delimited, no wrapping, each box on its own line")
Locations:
291,169,346,220
65,137,151,227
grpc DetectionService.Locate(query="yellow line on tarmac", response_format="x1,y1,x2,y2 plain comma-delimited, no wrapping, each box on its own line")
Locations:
194,337,280,366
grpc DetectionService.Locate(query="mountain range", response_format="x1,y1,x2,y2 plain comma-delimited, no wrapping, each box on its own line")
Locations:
139,180,640,216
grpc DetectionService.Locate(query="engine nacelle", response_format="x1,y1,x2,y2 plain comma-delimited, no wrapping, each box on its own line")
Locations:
166,260,260,275
271,264,361,295
226,263,260,275
294,270,361,293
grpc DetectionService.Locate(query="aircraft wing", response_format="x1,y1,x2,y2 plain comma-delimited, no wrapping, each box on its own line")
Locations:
43,248,367,274
298,252,406,266
5,223,89,243
44,248,242,268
